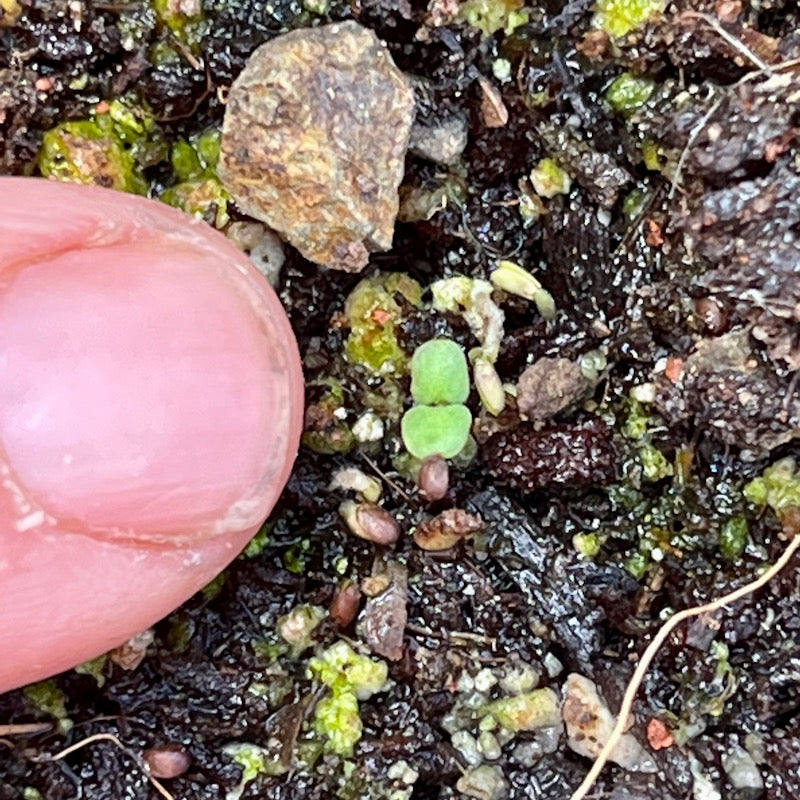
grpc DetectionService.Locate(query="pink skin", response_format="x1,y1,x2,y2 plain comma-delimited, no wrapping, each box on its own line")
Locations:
0,178,304,694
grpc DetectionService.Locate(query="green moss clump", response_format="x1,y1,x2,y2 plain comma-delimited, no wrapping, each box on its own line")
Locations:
593,0,665,37
160,129,229,227
530,158,571,198
38,98,165,194
744,458,800,518
605,72,655,114
160,178,230,227
152,0,207,48
482,688,561,732
308,641,389,756
23,680,72,734
719,516,749,560
344,274,422,375
457,0,529,36
39,120,142,192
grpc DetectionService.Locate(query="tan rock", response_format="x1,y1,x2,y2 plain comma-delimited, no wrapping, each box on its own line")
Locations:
219,21,415,271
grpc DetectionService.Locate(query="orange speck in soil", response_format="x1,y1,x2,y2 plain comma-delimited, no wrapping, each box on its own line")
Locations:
647,718,674,750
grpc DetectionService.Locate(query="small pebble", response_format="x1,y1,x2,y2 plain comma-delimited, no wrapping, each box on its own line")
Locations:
456,765,509,800
330,580,362,627
418,454,449,501
340,500,400,545
562,673,655,772
144,745,191,779
220,21,415,271
414,508,483,551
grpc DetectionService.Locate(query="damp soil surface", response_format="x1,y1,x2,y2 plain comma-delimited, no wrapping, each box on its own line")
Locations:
2,1,800,799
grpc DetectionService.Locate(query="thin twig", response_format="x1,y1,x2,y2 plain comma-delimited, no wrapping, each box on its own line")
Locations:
0,723,52,736
683,11,773,73
569,528,800,800
668,94,723,201
41,732,175,800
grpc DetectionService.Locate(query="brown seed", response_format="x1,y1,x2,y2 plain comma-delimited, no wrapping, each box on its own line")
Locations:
414,509,483,551
715,0,742,22
144,745,191,779
340,500,400,545
695,296,726,335
478,76,509,128
418,454,449,501
330,580,361,627
109,629,155,671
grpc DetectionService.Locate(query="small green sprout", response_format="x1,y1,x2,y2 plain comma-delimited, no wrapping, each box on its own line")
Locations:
402,338,473,460
744,458,800,519
308,641,389,756
719,516,749,560
530,158,571,199
605,72,655,114
401,404,473,460
490,260,556,321
592,0,665,37
410,339,470,405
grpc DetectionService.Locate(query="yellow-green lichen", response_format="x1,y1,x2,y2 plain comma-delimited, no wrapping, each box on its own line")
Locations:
152,0,207,48
481,688,561,732
744,458,800,519
345,273,422,375
457,0,530,36
38,98,165,194
308,641,389,757
593,0,665,37
530,158,571,199
605,72,655,114
160,129,229,227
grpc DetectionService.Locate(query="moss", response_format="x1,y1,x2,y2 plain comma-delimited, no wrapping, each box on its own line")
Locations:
593,0,665,37
74,655,107,687
573,532,603,558
243,524,271,558
308,641,389,756
638,443,673,482
201,571,227,601
482,688,561,732
38,98,166,194
719,516,749,560
160,177,230,228
23,680,72,734
223,741,287,796
457,0,529,36
152,0,207,48
605,72,655,114
744,458,800,519
159,129,229,226
344,274,422,375
530,158,571,198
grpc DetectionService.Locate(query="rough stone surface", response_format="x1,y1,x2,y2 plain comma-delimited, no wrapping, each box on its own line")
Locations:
219,21,415,272
516,357,591,421
562,673,655,772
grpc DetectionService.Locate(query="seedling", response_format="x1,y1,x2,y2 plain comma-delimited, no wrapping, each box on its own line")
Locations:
401,338,472,460
401,404,472,460
410,338,469,405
